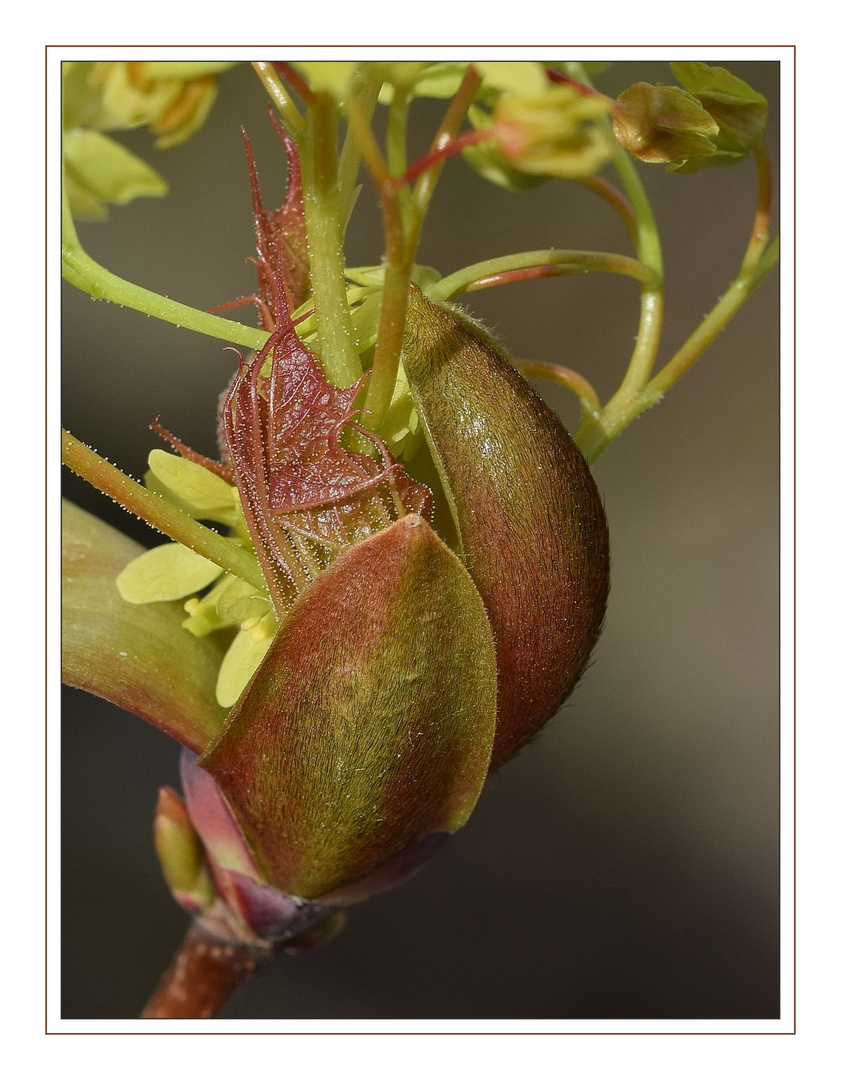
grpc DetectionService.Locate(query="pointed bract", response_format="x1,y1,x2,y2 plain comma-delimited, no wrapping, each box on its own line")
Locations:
179,750,336,943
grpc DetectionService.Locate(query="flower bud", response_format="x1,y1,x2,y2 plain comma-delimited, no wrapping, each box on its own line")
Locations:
611,82,719,166
668,62,768,172
401,287,610,768
87,61,236,148
153,786,216,915
490,84,613,179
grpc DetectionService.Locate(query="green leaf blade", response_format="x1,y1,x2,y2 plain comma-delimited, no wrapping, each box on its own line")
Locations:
62,500,228,753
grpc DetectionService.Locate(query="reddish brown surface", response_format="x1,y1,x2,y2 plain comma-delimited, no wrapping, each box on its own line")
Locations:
141,924,271,1019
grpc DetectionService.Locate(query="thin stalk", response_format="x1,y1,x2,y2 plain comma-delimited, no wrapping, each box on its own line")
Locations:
343,91,411,428
564,63,662,273
346,65,483,429
62,184,266,351
386,83,411,179
575,147,779,463
141,921,272,1019
62,245,268,352
62,429,266,591
336,74,380,231
411,64,483,226
386,83,417,258
363,240,413,427
644,235,779,404
251,62,305,135
738,144,773,279
429,248,659,302
398,127,491,190
573,174,638,246
515,360,602,422
299,92,362,387
563,62,665,401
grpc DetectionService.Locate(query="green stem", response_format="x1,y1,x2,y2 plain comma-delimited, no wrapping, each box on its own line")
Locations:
410,64,483,231
62,182,267,350
644,235,779,404
62,245,269,351
573,174,638,246
349,65,483,429
62,429,266,591
565,62,662,274
363,241,413,428
299,92,362,387
336,74,380,232
738,145,773,280
564,63,665,403
62,174,264,347
514,360,602,422
386,84,411,180
575,151,779,463
252,62,305,135
429,248,659,302
342,91,411,429
613,285,665,399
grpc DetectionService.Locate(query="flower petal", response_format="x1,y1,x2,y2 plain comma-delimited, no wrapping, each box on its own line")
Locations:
116,541,224,603
146,449,238,523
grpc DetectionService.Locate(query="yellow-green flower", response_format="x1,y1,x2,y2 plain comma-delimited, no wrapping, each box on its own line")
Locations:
62,61,237,218
464,81,612,189
115,448,279,710
492,84,613,178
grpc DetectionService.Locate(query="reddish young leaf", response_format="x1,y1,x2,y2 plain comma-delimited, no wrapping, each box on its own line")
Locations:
222,286,432,615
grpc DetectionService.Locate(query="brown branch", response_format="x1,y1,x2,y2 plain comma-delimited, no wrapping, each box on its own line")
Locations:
141,922,273,1019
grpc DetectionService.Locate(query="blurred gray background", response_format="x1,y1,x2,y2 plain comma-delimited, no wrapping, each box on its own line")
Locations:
61,61,780,1021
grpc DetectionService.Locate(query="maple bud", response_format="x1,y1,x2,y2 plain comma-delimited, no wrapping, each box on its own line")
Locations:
401,286,610,768
201,513,497,900
611,82,720,166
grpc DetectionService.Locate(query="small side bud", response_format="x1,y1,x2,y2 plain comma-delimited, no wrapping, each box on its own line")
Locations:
493,84,613,177
153,786,216,915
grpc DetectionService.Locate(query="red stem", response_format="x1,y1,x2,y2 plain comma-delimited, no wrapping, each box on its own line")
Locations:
271,61,315,104
461,264,577,292
574,174,639,246
544,66,612,100
141,922,273,1019
397,128,492,189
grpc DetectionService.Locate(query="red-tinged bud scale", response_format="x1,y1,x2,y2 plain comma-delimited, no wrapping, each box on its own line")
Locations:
201,513,497,899
401,286,610,769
